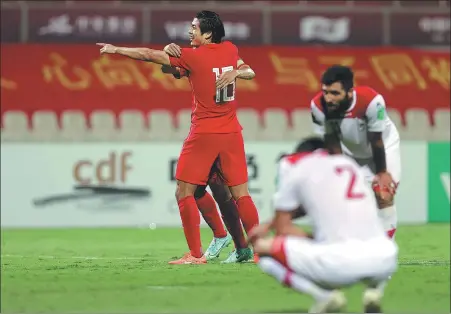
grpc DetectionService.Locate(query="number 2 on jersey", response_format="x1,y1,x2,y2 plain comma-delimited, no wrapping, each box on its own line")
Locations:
335,166,365,200
213,66,235,103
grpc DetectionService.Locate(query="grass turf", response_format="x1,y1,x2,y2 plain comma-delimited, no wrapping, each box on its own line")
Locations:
1,224,450,313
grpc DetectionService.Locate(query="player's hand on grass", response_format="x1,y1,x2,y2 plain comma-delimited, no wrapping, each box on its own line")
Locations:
97,43,117,54
216,70,238,90
163,43,182,57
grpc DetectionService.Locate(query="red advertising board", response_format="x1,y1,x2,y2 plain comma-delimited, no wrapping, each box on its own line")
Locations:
1,45,449,119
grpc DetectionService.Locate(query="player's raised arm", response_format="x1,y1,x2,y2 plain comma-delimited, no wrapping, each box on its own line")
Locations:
97,43,171,66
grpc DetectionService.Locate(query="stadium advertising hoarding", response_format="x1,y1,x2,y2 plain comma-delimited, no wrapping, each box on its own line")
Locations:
1,45,449,117
2,6,449,47
1,142,430,228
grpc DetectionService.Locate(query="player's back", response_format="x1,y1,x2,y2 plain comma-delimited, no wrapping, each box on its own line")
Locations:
285,151,386,242
184,41,242,133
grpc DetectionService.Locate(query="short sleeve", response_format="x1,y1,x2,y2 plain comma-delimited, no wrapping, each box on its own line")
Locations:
310,101,325,136
169,48,197,71
365,94,386,132
273,159,302,211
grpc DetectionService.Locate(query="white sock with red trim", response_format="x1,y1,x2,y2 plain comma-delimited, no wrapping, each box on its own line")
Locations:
379,205,397,239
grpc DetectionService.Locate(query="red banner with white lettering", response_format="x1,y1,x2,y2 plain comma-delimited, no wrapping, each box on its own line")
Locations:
1,44,449,119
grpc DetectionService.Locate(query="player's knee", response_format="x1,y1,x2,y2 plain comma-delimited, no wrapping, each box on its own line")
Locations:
229,183,250,201
209,182,232,203
194,185,207,200
258,256,276,273
375,193,394,209
175,181,196,200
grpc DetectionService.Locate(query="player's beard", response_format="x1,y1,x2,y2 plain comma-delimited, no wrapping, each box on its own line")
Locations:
322,95,352,117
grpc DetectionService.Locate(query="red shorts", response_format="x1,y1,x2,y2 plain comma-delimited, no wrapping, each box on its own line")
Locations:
176,132,248,186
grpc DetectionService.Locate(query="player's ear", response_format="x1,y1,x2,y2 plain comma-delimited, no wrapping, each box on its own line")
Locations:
203,31,212,42
347,87,354,98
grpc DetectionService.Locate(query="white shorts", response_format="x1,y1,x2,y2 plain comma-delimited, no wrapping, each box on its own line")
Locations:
354,143,402,185
283,236,398,288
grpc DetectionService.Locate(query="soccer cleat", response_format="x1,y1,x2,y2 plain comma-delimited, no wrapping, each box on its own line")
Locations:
221,248,253,263
363,288,383,313
203,233,233,260
309,290,347,313
168,252,207,265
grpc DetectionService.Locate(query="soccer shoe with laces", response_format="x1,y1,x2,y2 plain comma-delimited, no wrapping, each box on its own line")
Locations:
221,248,253,263
363,288,383,313
204,233,233,260
168,253,207,265
308,290,347,313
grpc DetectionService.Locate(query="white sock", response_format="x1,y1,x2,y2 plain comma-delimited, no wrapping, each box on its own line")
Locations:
258,257,332,301
379,205,397,238
367,279,388,296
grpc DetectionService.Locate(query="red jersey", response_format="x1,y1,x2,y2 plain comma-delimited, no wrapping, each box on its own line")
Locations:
169,41,242,134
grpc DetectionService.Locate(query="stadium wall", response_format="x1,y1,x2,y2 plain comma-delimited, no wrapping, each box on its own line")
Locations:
1,141,449,228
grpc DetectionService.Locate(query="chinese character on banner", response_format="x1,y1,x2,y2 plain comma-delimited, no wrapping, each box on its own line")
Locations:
270,53,319,91
317,56,369,85
370,54,427,90
1,78,17,89
42,53,91,90
92,55,149,90
422,57,450,89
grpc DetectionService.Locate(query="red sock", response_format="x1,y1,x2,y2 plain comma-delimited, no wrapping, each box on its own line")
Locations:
178,196,203,258
236,196,260,235
218,198,247,249
196,192,227,238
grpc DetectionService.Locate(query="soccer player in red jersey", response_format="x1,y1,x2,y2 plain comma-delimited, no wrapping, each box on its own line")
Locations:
161,43,255,263
97,10,260,264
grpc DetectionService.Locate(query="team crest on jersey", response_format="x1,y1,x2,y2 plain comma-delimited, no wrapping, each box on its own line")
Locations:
376,103,385,120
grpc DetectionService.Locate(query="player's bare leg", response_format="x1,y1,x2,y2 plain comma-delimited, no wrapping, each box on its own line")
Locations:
208,180,252,263
194,185,232,260
228,182,260,262
169,180,207,265
253,237,346,313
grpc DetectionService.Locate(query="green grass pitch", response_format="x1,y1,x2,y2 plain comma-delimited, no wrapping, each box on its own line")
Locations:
1,224,450,313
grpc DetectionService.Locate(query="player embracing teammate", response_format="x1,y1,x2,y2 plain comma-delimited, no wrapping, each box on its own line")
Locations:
97,11,259,264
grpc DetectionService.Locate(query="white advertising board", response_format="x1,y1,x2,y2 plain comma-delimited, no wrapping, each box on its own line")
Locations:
0,142,427,228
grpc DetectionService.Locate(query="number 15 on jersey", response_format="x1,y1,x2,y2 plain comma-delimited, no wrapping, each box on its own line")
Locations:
213,66,236,103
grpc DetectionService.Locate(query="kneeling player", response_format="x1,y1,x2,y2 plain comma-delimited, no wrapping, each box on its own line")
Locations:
249,137,398,313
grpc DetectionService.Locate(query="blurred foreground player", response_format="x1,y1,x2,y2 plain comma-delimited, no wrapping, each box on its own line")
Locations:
162,43,256,263
249,137,398,313
310,65,400,238
97,10,260,264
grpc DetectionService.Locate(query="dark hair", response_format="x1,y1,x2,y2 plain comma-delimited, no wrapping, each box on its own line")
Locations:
321,65,354,91
196,10,225,44
294,137,326,153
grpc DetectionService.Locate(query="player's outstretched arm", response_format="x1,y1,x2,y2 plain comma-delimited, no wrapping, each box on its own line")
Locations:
97,43,171,65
